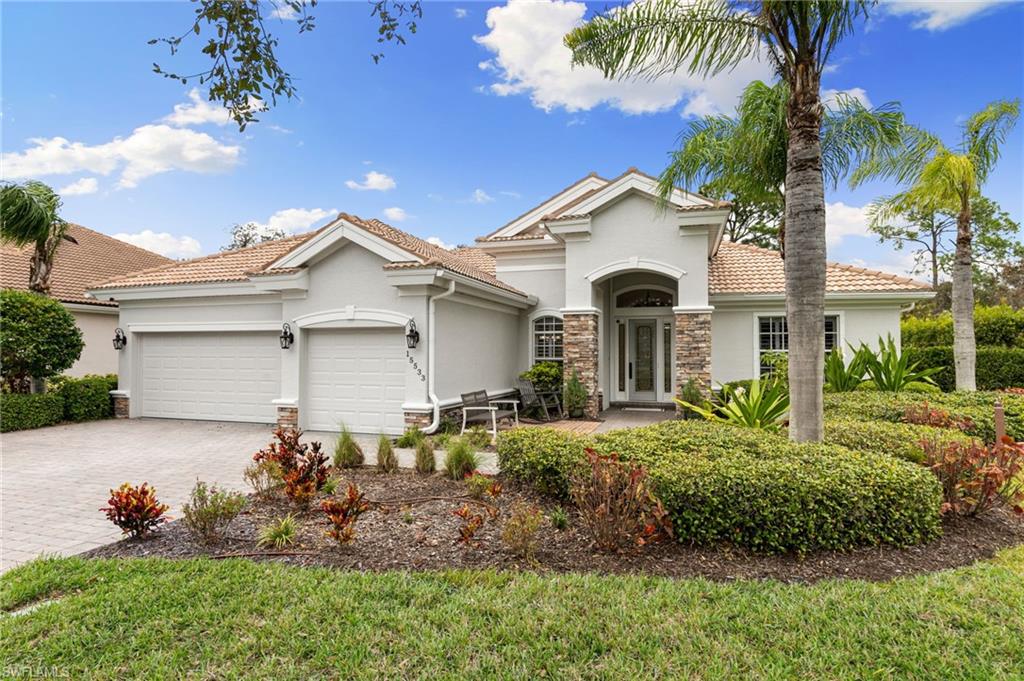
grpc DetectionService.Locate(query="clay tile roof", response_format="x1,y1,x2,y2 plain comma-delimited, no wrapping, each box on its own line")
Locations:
90,230,323,290
451,247,495,275
1,223,173,307
710,241,932,295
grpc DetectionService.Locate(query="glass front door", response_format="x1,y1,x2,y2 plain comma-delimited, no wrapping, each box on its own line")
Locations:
628,319,657,401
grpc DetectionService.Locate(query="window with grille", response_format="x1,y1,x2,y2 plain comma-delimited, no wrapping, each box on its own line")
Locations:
533,315,564,362
758,315,839,374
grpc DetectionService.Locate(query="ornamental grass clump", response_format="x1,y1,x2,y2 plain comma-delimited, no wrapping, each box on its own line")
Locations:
100,482,169,538
414,439,436,474
321,483,371,545
258,514,297,549
444,437,479,480
395,426,426,448
333,425,364,469
182,480,247,544
376,434,398,474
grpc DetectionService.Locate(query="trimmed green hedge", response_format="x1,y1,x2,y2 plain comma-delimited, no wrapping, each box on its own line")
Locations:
1,374,118,432
823,391,1023,443
0,392,65,432
902,305,1024,348
498,421,942,554
905,346,1024,392
821,419,980,464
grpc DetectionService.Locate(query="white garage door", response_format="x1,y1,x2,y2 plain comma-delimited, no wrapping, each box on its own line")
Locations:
140,332,281,423
306,328,406,434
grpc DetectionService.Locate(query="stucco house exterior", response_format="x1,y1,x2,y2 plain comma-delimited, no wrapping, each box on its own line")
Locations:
1,223,172,376
89,169,932,432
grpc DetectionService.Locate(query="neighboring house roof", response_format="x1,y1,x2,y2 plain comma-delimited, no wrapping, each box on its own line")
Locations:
710,242,931,295
0,223,173,307
91,214,525,297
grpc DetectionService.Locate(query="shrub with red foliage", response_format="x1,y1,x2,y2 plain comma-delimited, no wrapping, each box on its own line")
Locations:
100,482,169,538
454,504,486,546
464,470,502,500
903,401,974,432
570,449,673,553
924,437,1024,517
322,483,370,545
255,428,330,505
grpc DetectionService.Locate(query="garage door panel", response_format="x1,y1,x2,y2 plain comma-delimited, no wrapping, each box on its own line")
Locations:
141,332,280,424
306,329,405,434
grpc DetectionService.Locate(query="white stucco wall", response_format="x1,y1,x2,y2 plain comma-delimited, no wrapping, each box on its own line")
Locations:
433,298,520,402
67,308,119,376
488,263,565,373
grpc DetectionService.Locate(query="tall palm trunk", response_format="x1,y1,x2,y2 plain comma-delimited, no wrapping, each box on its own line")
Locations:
951,198,976,390
28,244,53,294
784,62,826,442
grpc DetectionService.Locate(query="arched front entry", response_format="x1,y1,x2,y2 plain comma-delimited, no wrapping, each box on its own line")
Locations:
607,276,677,404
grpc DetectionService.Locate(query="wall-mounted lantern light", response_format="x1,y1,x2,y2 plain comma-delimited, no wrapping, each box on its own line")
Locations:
112,328,127,350
405,319,420,349
279,323,295,350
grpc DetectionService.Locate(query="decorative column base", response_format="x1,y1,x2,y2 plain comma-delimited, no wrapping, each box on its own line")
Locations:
674,311,712,408
112,393,130,419
404,411,432,430
563,312,600,419
276,405,299,430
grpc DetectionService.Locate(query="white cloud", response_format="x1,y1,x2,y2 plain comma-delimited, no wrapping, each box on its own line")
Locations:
270,3,299,20
847,252,920,279
883,0,1005,31
826,201,872,247
454,7,468,19
822,87,872,110
345,170,396,191
499,190,521,199
162,88,232,127
58,177,98,196
112,229,202,259
382,207,409,222
2,124,241,188
474,0,773,116
427,236,456,250
470,188,494,204
254,207,337,235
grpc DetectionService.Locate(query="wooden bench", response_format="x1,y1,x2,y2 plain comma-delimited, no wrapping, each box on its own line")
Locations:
460,390,519,437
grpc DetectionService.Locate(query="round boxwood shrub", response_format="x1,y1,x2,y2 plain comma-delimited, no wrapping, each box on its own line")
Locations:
821,419,981,464
0,289,83,392
498,420,942,554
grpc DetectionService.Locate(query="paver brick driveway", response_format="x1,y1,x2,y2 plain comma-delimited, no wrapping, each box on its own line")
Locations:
1,419,277,571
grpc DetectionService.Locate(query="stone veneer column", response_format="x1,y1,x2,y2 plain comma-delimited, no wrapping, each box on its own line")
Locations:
276,405,299,430
674,311,712,402
112,394,130,419
404,411,432,430
563,312,600,419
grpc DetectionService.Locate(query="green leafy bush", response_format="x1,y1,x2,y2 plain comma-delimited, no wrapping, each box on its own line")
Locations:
563,369,589,417
395,427,426,448
902,305,1024,348
822,418,980,464
51,374,116,422
675,379,706,419
823,391,1024,443
905,346,1024,392
464,425,492,449
0,392,64,432
498,421,942,554
519,361,563,394
0,289,83,392
182,480,247,544
444,437,479,480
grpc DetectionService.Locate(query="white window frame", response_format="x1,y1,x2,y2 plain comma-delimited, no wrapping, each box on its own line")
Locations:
752,312,845,376
531,312,564,363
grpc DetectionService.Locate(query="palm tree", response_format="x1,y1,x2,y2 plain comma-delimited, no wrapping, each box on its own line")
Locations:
658,79,903,254
853,99,1020,391
566,0,871,442
0,180,77,295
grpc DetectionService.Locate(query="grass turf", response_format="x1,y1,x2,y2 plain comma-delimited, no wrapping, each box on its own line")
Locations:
2,551,1023,679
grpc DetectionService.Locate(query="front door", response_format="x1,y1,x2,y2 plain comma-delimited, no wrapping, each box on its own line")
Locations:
628,319,657,401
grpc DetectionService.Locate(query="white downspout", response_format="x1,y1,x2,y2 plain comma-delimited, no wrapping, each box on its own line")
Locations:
423,278,457,434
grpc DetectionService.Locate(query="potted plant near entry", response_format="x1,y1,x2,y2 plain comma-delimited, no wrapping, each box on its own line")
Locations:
563,369,588,418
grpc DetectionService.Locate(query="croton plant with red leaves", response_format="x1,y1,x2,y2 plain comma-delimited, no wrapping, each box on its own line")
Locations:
322,483,370,545
100,482,169,538
924,437,1024,517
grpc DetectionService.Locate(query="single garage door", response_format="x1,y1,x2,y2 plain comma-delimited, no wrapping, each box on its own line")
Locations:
140,332,281,423
306,328,406,434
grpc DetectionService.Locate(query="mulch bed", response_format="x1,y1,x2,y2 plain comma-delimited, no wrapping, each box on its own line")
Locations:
83,468,1024,584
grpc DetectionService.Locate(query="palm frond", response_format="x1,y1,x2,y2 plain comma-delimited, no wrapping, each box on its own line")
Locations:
962,98,1019,183
849,124,944,187
821,94,904,188
0,181,61,247
565,0,765,81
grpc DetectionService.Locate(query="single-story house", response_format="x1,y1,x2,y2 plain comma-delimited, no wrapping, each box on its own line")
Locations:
89,169,932,431
1,223,172,376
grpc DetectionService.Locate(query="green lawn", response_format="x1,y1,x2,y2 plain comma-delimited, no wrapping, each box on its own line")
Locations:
2,552,1023,680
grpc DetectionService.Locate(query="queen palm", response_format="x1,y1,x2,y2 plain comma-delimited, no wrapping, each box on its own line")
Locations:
658,79,903,254
853,99,1020,391
566,0,871,442
0,180,77,295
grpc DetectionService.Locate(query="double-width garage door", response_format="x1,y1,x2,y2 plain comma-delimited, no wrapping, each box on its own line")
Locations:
140,332,281,423
306,328,406,434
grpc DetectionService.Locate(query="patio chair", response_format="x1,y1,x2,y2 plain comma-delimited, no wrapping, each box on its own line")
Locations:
514,377,562,420
460,390,519,438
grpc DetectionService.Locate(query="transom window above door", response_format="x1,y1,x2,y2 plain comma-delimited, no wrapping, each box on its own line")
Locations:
532,315,564,362
615,288,674,308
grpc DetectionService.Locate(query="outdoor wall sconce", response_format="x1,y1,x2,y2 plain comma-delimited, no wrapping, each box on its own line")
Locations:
405,319,420,349
279,323,295,350
112,328,127,350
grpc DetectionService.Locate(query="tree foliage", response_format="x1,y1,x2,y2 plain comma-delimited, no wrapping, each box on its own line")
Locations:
0,289,84,393
0,181,77,294
222,221,287,251
150,0,422,130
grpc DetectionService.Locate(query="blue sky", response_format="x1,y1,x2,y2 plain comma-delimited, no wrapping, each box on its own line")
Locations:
2,0,1022,280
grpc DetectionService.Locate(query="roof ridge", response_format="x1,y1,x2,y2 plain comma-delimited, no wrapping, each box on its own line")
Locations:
66,223,174,263
479,171,610,239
